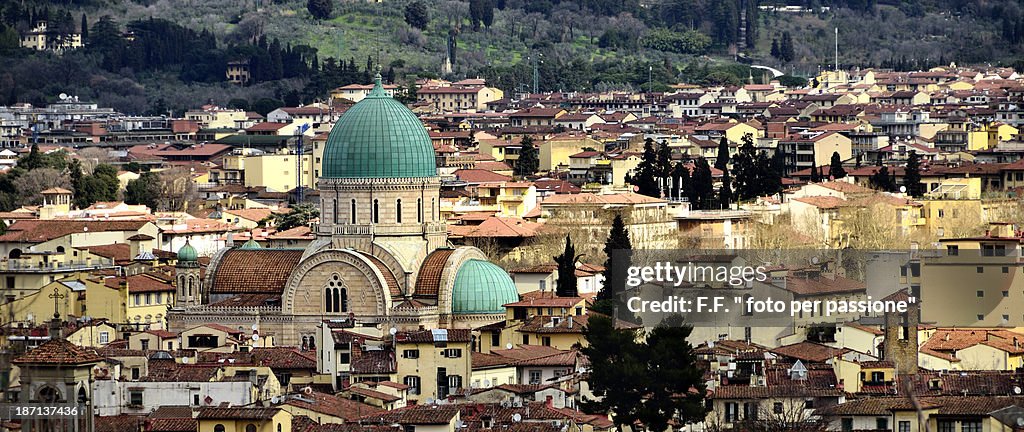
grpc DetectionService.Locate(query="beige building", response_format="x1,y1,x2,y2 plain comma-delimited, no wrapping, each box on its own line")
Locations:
395,329,472,404
20,21,82,52
417,85,504,112
540,134,603,172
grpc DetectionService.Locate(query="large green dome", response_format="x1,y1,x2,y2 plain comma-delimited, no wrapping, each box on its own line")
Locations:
321,74,437,178
452,259,519,314
177,241,198,262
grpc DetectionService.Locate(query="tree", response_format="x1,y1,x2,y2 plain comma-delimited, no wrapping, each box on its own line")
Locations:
553,235,580,297
74,163,119,208
596,214,631,305
582,314,708,432
770,38,780,58
714,137,730,171
670,161,689,201
307,0,333,20
719,169,732,209
514,135,539,177
732,134,758,200
19,143,44,171
404,1,429,30
15,168,70,205
691,157,714,210
124,172,161,210
904,150,923,197
80,13,88,43
780,31,795,62
263,203,320,231
633,138,661,198
830,151,847,179
869,166,896,192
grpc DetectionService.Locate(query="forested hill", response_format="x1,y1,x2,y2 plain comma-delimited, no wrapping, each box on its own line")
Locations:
2,0,1024,115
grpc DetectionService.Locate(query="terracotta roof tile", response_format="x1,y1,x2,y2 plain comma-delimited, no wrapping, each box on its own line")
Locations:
770,342,849,363
283,391,383,420
395,329,472,343
14,339,102,365
147,418,197,432
209,249,303,294
0,220,150,243
196,407,280,420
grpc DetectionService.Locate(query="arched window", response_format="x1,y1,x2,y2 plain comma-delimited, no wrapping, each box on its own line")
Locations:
301,336,308,351
187,277,193,297
432,198,436,220
38,386,60,403
340,288,348,312
246,425,257,432
77,387,87,403
214,425,225,432
372,199,379,223
278,424,282,432
396,199,402,223
9,249,21,259
333,199,339,224
417,198,423,223
325,274,343,313
179,276,186,296
56,246,65,254
350,199,357,224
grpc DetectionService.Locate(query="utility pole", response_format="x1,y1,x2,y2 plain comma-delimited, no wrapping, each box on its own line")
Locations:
834,27,839,72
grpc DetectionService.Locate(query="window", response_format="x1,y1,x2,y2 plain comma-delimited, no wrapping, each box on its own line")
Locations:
978,314,985,321
1004,267,1011,274
725,402,738,422
333,199,338,224
350,199,357,224
773,402,783,414
403,349,420,359
743,402,758,421
447,375,462,391
961,421,982,432
145,293,152,305
935,421,956,432
1004,314,1010,321
372,199,379,223
214,425,225,432
193,394,200,406
841,418,853,432
871,371,884,382
491,332,500,347
977,290,984,298
131,367,140,380
541,337,551,346
404,376,421,395
99,332,109,344
804,399,814,409
877,418,889,430
246,425,257,432
443,348,462,358
129,390,143,407
396,199,402,223
140,340,149,351
522,335,529,345
899,421,910,432
417,198,422,223
529,370,542,384
325,274,346,313
977,266,984,273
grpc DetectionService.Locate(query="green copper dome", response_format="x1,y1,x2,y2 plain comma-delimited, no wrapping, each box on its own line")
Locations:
322,74,437,179
239,238,262,249
177,241,198,262
452,259,519,314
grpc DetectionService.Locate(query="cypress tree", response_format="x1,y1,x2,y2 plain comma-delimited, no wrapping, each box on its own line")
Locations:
830,151,847,179
515,135,539,177
714,137,730,171
719,169,732,209
692,157,714,210
905,150,923,197
597,214,632,303
634,138,661,198
80,13,88,42
670,161,689,201
554,235,580,298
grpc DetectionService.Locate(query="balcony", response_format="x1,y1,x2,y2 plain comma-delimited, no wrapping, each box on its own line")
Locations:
1,258,115,273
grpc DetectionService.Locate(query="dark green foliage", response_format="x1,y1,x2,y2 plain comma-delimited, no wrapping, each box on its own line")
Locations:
869,166,896,192
779,31,796,62
404,1,429,30
718,168,732,209
640,29,711,55
633,138,661,198
656,140,672,197
776,75,808,88
262,203,320,231
514,135,539,177
830,152,847,179
904,150,923,197
124,172,160,210
73,163,119,209
670,161,689,201
582,314,708,431
553,235,579,298
690,157,714,210
306,0,332,20
714,137,730,171
597,214,631,304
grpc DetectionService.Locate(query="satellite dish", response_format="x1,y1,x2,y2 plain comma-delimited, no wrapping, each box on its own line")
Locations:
512,414,522,422
899,185,907,193
302,386,313,395
271,395,282,404
181,357,189,364
1015,386,1022,394
59,93,68,100
252,334,259,341
425,397,435,405
483,380,491,387
389,327,397,336
505,343,513,350
251,324,259,331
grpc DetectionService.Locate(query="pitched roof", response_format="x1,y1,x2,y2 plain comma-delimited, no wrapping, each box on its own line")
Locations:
448,217,541,238
196,407,280,420
0,220,150,243
453,169,512,183
13,339,102,365
127,274,175,293
283,391,383,420
770,342,849,363
209,249,304,294
540,192,666,205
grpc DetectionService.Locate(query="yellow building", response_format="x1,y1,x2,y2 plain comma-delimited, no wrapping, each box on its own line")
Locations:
185,107,249,129
196,407,292,432
124,273,177,329
500,295,589,350
243,151,315,193
539,134,603,172
394,329,472,404
20,21,82,52
417,85,504,112
9,277,126,326
66,320,120,347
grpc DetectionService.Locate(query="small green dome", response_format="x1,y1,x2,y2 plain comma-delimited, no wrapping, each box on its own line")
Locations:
177,241,198,262
321,74,437,179
239,238,262,249
452,259,519,314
